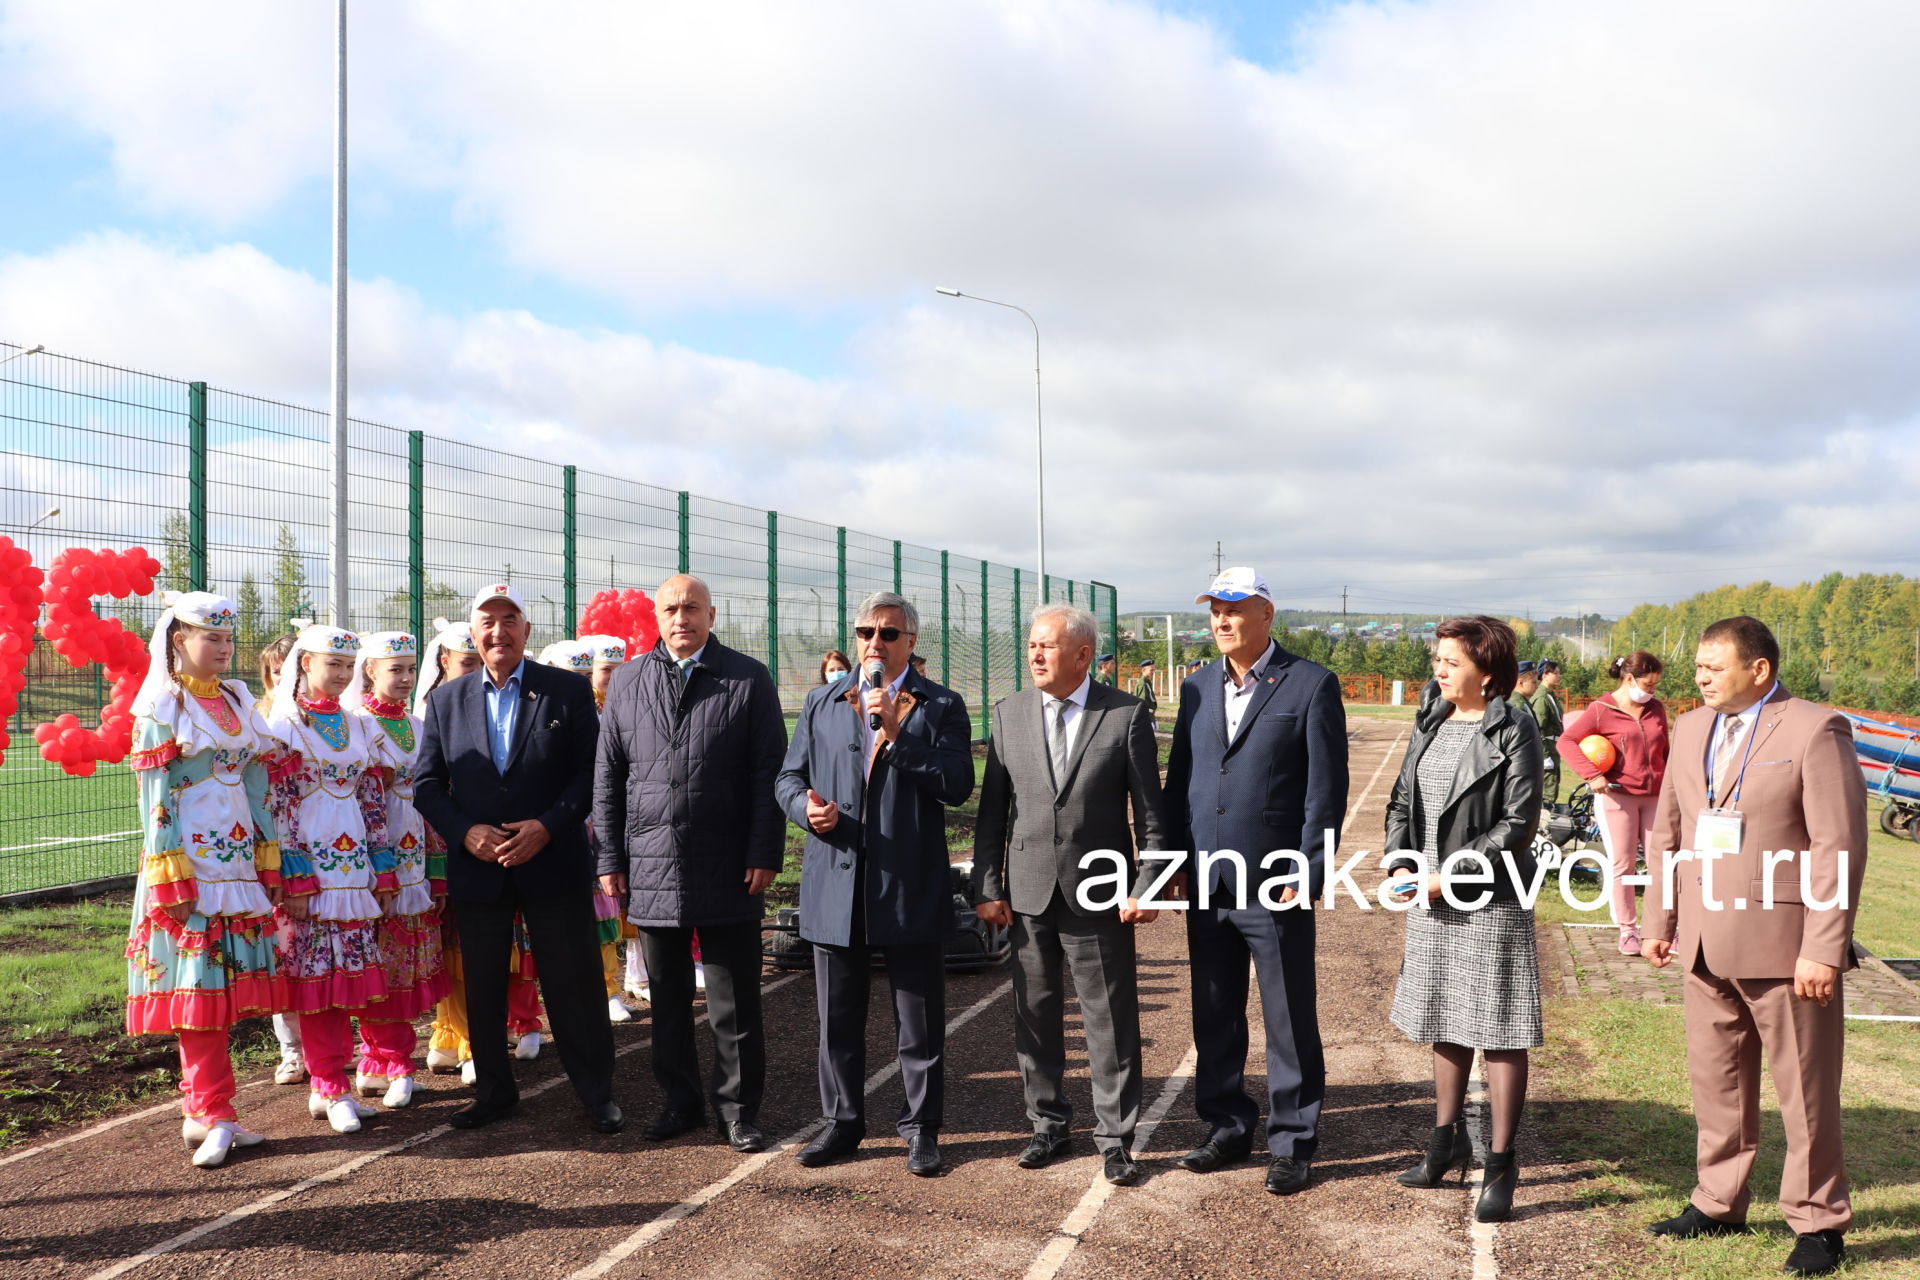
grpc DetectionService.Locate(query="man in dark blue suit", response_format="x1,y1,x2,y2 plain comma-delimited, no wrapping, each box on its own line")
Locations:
776,591,974,1176
415,583,620,1134
1164,567,1348,1194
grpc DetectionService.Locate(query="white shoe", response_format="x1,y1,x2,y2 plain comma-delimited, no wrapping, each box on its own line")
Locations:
693,963,707,991
355,1072,388,1098
607,996,632,1023
309,1092,377,1121
382,1076,415,1109
273,1052,307,1085
182,1118,265,1149
190,1122,235,1168
425,1047,459,1072
513,1031,542,1060
460,1060,477,1086
325,1096,363,1134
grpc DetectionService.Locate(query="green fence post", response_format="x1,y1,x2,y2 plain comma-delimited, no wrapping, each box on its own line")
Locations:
187,381,207,590
939,550,950,686
562,465,578,636
892,540,902,593
835,526,848,652
677,491,691,574
979,558,990,738
766,510,779,681
1012,568,1023,692
408,431,425,644
1095,580,1117,675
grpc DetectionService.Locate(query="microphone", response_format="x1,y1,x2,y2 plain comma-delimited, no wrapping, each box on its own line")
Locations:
865,659,886,731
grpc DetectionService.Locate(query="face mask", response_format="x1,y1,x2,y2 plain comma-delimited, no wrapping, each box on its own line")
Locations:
1626,685,1653,705
825,668,850,683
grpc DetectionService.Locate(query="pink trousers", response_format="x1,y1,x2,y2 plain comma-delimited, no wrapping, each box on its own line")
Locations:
1594,789,1659,931
177,1027,237,1122
357,1018,417,1079
298,1009,356,1098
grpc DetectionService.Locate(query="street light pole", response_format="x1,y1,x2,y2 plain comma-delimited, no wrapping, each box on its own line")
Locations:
935,287,1046,597
0,344,46,367
328,0,350,629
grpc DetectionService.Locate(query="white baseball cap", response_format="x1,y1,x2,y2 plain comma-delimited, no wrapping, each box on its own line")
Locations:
1195,566,1273,605
470,581,526,616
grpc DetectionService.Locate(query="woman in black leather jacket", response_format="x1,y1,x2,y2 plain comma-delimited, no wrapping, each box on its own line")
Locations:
1381,615,1542,1223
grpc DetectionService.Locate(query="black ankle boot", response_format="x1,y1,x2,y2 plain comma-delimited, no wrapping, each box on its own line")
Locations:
1396,1121,1471,1187
1475,1149,1518,1222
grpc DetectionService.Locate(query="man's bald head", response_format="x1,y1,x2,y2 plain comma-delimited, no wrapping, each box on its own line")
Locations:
657,574,717,658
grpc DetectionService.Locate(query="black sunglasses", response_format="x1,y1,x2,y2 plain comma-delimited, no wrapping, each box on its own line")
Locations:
854,626,910,643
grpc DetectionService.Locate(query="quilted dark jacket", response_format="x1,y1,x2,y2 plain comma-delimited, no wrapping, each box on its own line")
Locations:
592,639,787,927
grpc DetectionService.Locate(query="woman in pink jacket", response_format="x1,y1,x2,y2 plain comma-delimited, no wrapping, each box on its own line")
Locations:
1557,651,1669,955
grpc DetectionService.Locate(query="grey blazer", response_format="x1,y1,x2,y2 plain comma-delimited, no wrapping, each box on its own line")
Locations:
971,681,1168,917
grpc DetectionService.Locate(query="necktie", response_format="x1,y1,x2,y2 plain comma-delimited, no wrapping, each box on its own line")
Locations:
1049,698,1071,786
675,656,696,689
1711,715,1746,802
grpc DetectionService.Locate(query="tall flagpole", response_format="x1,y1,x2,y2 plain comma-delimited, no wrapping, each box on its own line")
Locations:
328,0,350,627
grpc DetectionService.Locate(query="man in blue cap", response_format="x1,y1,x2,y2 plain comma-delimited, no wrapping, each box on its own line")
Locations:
1163,566,1348,1196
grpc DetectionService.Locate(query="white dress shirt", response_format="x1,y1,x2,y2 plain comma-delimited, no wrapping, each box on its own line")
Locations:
1705,682,1778,804
1041,674,1093,761
1222,641,1277,743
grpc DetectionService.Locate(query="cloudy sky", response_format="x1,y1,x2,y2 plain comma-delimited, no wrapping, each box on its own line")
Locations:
3,0,1918,618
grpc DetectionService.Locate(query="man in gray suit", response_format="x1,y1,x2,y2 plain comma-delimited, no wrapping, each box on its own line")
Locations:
972,604,1167,1186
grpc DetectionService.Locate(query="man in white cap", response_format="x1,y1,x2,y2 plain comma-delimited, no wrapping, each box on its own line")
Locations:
415,583,622,1134
1163,567,1348,1195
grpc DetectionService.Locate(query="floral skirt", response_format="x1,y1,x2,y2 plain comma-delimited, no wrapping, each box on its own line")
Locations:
126,886,283,1035
275,913,390,1015
373,909,450,1021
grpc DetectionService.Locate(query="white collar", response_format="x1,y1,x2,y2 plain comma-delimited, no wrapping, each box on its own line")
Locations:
1044,674,1092,711
1223,641,1276,690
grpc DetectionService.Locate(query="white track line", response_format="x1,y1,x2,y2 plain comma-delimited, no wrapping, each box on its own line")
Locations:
0,829,141,854
1020,726,1408,1279
78,971,805,1280
1464,1052,1498,1280
0,1078,273,1170
1021,1043,1199,1280
567,977,1015,1280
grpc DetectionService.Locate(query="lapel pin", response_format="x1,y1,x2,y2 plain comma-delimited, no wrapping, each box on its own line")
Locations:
547,719,560,730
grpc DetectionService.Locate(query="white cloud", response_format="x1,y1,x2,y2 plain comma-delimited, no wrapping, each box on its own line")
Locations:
4,0,1920,614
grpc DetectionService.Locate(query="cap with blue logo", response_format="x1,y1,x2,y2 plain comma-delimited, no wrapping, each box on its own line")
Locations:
1195,566,1273,606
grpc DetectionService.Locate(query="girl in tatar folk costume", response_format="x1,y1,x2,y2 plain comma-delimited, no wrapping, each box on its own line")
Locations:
264,624,396,1134
125,593,285,1168
344,631,451,1106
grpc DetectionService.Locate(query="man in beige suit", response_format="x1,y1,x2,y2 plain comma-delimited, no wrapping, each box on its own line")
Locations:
1641,616,1867,1277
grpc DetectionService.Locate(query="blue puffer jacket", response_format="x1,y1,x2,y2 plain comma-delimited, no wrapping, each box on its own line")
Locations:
592,639,787,927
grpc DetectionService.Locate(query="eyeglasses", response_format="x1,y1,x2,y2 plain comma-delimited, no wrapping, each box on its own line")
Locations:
854,626,910,643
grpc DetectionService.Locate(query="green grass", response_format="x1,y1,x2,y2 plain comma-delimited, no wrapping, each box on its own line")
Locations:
1537,996,1920,1278
0,757,143,896
0,898,130,1038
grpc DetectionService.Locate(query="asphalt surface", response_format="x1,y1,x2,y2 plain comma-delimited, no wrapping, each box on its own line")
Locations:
1,717,1605,1280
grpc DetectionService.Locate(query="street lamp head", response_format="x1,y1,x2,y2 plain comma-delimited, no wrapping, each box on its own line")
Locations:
934,287,962,297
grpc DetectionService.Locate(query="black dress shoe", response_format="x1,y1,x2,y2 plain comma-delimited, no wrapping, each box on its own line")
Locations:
718,1117,769,1153
906,1133,943,1177
1782,1230,1845,1276
797,1124,862,1168
1396,1121,1471,1187
643,1105,704,1141
1103,1149,1139,1186
1177,1138,1250,1173
1265,1156,1311,1195
448,1100,517,1130
1648,1204,1747,1239
585,1101,625,1134
1474,1150,1516,1222
1018,1134,1069,1169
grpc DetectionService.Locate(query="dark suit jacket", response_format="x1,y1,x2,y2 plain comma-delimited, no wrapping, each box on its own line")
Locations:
775,668,973,947
1163,644,1349,899
971,682,1167,916
415,657,600,904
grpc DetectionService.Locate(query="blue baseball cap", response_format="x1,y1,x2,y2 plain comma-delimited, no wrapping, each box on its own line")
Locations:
1195,566,1273,605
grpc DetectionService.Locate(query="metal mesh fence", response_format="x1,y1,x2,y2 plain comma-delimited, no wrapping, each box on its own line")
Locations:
0,341,1119,896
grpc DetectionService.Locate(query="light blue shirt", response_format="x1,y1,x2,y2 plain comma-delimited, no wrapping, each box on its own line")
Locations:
484,658,528,773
